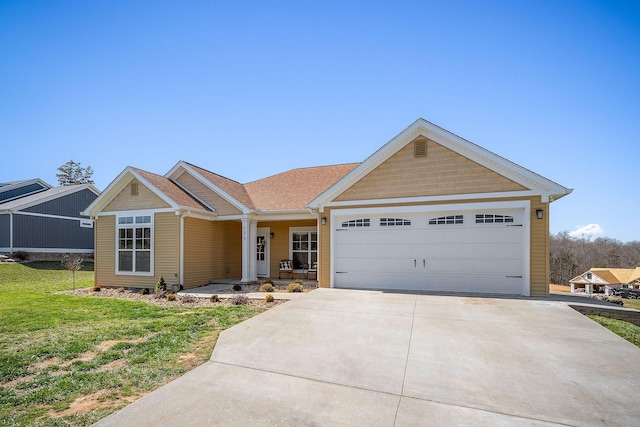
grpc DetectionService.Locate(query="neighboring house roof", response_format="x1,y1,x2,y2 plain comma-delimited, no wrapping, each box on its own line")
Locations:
570,268,640,285
245,163,359,211
132,168,209,211
0,184,99,212
0,178,51,203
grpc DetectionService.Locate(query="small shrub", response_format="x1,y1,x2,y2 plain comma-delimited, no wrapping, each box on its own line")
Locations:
231,294,249,305
166,293,176,301
155,275,167,293
259,283,274,293
181,295,197,304
232,284,242,291
117,287,126,293
262,279,273,285
139,288,149,295
210,294,220,303
12,251,29,261
92,285,101,292
294,279,303,285
154,290,167,299
286,283,304,293
264,294,275,303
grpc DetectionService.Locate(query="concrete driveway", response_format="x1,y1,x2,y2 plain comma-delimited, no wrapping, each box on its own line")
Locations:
95,289,640,426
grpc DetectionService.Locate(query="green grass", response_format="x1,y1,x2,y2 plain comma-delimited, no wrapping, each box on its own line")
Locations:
622,298,640,311
588,315,640,348
0,262,263,426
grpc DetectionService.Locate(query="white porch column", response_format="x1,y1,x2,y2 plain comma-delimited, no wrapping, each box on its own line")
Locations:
241,218,258,283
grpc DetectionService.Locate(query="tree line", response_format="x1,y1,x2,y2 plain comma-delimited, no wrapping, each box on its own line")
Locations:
550,232,640,285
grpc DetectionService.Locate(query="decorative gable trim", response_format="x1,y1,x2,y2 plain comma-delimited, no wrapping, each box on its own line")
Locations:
308,118,572,210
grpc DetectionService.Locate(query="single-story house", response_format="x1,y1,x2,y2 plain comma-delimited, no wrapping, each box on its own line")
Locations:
82,118,572,296
569,268,640,293
0,182,100,258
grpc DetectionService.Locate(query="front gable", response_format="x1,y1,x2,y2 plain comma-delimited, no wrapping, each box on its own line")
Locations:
309,118,572,209
335,137,528,202
104,177,171,211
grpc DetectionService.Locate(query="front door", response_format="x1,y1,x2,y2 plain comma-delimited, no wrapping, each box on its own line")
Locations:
256,227,270,277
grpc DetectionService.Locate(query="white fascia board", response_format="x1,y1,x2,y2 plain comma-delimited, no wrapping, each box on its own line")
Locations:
178,209,218,221
309,118,572,209
83,167,137,215
167,161,252,214
252,211,315,221
83,167,179,216
330,200,530,218
323,190,539,209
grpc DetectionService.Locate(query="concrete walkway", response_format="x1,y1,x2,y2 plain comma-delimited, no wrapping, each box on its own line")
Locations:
94,289,640,426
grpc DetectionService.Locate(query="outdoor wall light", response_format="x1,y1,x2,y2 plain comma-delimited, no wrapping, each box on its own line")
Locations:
536,209,544,220
270,232,274,239
321,217,327,225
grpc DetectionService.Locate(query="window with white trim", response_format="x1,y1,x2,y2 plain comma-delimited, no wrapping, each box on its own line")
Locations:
117,214,153,274
380,218,411,226
429,215,463,225
290,228,317,269
475,214,514,224
341,218,370,228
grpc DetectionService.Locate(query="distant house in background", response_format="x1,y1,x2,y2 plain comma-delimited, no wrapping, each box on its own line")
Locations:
569,268,640,293
0,180,100,259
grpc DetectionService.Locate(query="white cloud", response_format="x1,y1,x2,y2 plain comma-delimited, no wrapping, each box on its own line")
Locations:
568,224,605,239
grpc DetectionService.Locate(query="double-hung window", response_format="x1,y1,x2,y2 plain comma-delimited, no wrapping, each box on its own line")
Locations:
117,214,153,274
290,227,317,269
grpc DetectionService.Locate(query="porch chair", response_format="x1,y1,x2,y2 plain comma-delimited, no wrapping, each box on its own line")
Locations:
305,261,317,280
279,259,294,279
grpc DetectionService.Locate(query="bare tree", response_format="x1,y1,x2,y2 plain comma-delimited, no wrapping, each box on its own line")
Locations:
56,160,94,186
61,254,83,290
550,233,640,285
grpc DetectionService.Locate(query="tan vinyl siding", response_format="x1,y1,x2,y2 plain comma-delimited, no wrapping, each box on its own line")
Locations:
94,212,179,288
319,215,331,288
176,173,242,216
335,140,528,202
104,179,171,211
257,220,316,279
211,221,242,279
530,199,550,297
183,218,243,287
183,217,216,289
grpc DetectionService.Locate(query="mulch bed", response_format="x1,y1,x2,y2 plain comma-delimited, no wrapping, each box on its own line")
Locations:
61,288,285,308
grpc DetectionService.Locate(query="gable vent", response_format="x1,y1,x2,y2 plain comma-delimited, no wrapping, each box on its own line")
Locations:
130,182,139,196
414,139,427,157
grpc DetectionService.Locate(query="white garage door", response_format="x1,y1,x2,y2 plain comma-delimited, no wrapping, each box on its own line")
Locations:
333,209,525,295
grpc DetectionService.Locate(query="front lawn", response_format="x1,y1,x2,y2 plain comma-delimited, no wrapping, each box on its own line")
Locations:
588,315,640,348
622,298,640,311
0,262,263,426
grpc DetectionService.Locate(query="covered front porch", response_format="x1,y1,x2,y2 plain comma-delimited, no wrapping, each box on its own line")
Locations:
236,218,319,283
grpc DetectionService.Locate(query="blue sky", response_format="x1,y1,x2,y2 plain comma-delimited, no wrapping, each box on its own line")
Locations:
1,1,638,241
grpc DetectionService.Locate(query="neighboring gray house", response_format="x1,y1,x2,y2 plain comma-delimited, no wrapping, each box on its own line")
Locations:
0,179,51,203
0,181,100,258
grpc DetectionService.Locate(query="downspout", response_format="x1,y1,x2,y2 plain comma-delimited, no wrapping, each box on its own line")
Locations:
179,211,187,290
9,211,13,254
